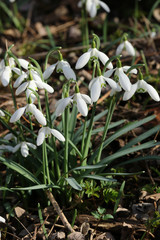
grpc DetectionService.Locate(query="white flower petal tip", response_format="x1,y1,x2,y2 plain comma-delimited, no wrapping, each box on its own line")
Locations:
0,110,5,117
0,216,5,223
75,52,91,69
10,107,26,123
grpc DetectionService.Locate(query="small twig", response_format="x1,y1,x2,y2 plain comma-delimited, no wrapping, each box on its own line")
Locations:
15,216,33,238
46,190,75,233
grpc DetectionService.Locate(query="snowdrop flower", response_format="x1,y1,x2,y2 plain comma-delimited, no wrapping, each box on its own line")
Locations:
0,110,5,117
12,141,37,157
0,57,15,87
75,41,113,69
10,102,46,126
123,71,160,101
55,86,91,117
73,92,92,116
89,69,121,102
14,68,54,97
116,40,135,56
37,127,65,146
104,60,137,92
4,132,18,141
43,52,76,81
78,0,110,18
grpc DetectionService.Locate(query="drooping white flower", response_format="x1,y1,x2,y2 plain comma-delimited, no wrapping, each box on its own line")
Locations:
37,127,65,146
43,60,76,81
78,0,110,18
75,47,113,69
14,68,54,99
73,93,92,116
0,58,15,87
12,141,37,157
10,103,47,126
89,74,121,102
123,79,160,102
116,40,135,56
104,63,137,92
0,110,5,117
55,92,91,117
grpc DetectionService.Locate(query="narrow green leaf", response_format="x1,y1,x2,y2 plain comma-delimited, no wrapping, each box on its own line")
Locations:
114,181,125,215
11,184,60,191
82,175,116,182
65,177,82,191
0,156,40,184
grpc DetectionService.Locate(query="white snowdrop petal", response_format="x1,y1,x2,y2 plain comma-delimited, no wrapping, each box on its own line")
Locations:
116,42,124,55
12,143,21,153
51,129,65,142
43,64,57,80
125,41,135,56
63,66,76,81
1,66,11,87
16,82,28,95
81,94,92,104
104,69,115,78
18,59,30,69
37,129,46,146
90,79,101,102
122,66,137,74
0,216,5,223
75,93,88,116
32,71,42,82
75,51,91,69
103,77,118,90
14,73,27,88
55,97,72,116
90,1,97,17
123,83,138,101
145,83,160,102
99,1,110,12
118,68,131,92
0,110,5,117
20,142,29,157
33,108,46,126
10,107,26,123
12,67,23,75
88,77,97,90
26,142,37,149
41,82,54,93
97,51,113,69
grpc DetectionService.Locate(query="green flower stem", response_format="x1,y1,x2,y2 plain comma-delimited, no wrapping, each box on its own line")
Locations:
43,140,51,185
82,102,97,165
51,136,61,180
9,82,17,110
81,117,87,154
64,107,69,177
95,96,116,163
45,91,52,127
81,3,89,50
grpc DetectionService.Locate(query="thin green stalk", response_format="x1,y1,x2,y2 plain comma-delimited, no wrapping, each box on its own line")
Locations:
64,107,69,177
42,142,46,185
82,102,97,165
95,96,116,163
43,140,51,185
51,136,61,180
141,50,149,75
103,14,108,43
9,82,17,110
81,117,87,154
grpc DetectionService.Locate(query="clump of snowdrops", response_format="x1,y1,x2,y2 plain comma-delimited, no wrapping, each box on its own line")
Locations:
0,33,160,202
